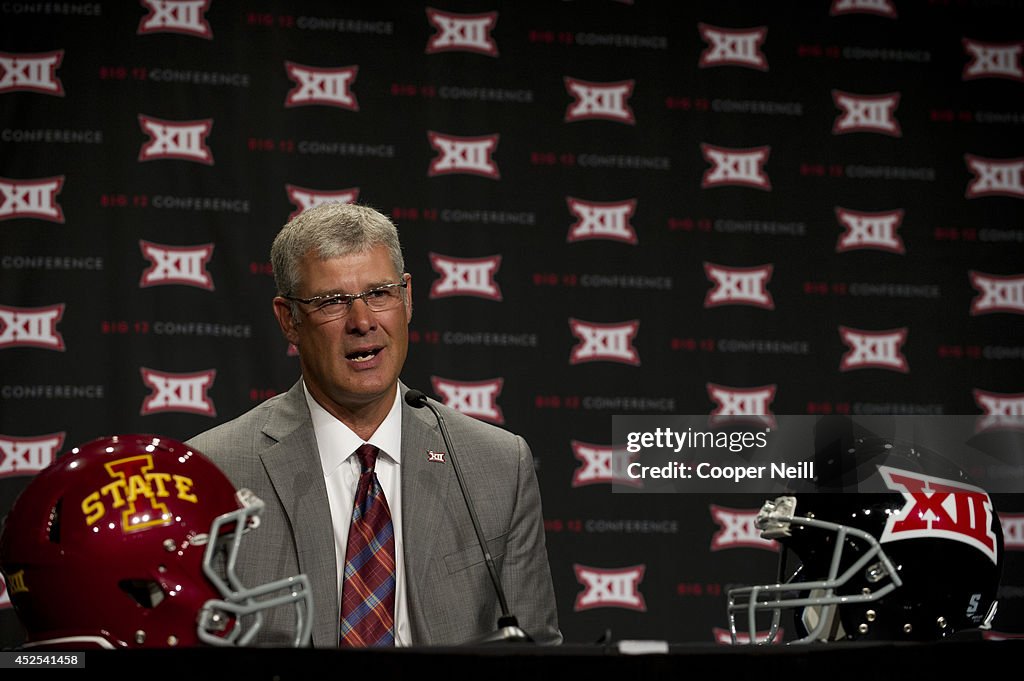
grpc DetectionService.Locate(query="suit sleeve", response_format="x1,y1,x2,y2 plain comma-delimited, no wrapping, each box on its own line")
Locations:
500,435,563,644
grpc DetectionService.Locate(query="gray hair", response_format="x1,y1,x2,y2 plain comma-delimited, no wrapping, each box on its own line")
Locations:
270,202,405,297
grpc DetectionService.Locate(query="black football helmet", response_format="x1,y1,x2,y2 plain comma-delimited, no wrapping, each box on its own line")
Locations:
728,436,1003,643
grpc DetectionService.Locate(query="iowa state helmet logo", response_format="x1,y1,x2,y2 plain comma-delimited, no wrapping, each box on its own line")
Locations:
81,455,198,532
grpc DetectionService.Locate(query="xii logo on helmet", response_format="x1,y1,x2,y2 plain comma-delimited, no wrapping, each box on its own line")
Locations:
879,465,999,564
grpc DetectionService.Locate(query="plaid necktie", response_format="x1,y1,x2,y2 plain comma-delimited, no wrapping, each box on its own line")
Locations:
339,443,396,646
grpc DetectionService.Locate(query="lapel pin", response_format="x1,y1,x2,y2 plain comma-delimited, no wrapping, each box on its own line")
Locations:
427,450,446,463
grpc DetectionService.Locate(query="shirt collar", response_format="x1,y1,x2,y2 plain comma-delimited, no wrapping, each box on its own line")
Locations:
304,382,403,476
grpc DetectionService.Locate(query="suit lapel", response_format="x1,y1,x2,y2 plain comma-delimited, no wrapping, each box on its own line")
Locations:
259,381,340,648
400,384,454,637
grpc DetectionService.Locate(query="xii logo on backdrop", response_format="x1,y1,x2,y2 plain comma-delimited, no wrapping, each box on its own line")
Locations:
0,433,64,478
573,564,646,612
0,176,65,222
0,50,64,95
137,0,213,39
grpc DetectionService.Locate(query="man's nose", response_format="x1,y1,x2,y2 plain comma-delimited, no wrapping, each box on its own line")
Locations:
345,296,376,332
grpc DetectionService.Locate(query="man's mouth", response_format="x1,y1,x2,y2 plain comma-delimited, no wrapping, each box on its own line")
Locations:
347,348,381,362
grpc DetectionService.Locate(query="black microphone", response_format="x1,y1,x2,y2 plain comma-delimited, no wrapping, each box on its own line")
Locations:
404,388,532,644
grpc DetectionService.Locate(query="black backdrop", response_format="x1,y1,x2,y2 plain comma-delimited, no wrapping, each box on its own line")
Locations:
1,0,1023,647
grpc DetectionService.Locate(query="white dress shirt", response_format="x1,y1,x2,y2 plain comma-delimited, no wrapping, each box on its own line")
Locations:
305,382,411,646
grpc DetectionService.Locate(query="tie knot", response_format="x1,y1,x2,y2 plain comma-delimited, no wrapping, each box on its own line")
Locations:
355,443,379,472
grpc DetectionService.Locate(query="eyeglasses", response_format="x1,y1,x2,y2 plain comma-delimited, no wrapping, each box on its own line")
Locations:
283,281,407,319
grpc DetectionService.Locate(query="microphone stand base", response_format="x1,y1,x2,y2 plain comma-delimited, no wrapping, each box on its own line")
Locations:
469,626,534,645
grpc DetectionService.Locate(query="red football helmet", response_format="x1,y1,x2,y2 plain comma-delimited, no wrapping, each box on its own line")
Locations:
727,436,1003,643
0,434,312,649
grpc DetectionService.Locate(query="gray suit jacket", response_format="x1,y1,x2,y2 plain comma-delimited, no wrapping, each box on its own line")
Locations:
186,379,562,647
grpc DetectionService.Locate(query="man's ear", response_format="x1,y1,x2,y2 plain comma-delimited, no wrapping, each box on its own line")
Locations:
404,273,413,323
272,297,301,345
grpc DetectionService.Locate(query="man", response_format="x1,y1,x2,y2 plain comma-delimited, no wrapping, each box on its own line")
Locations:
187,202,561,647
